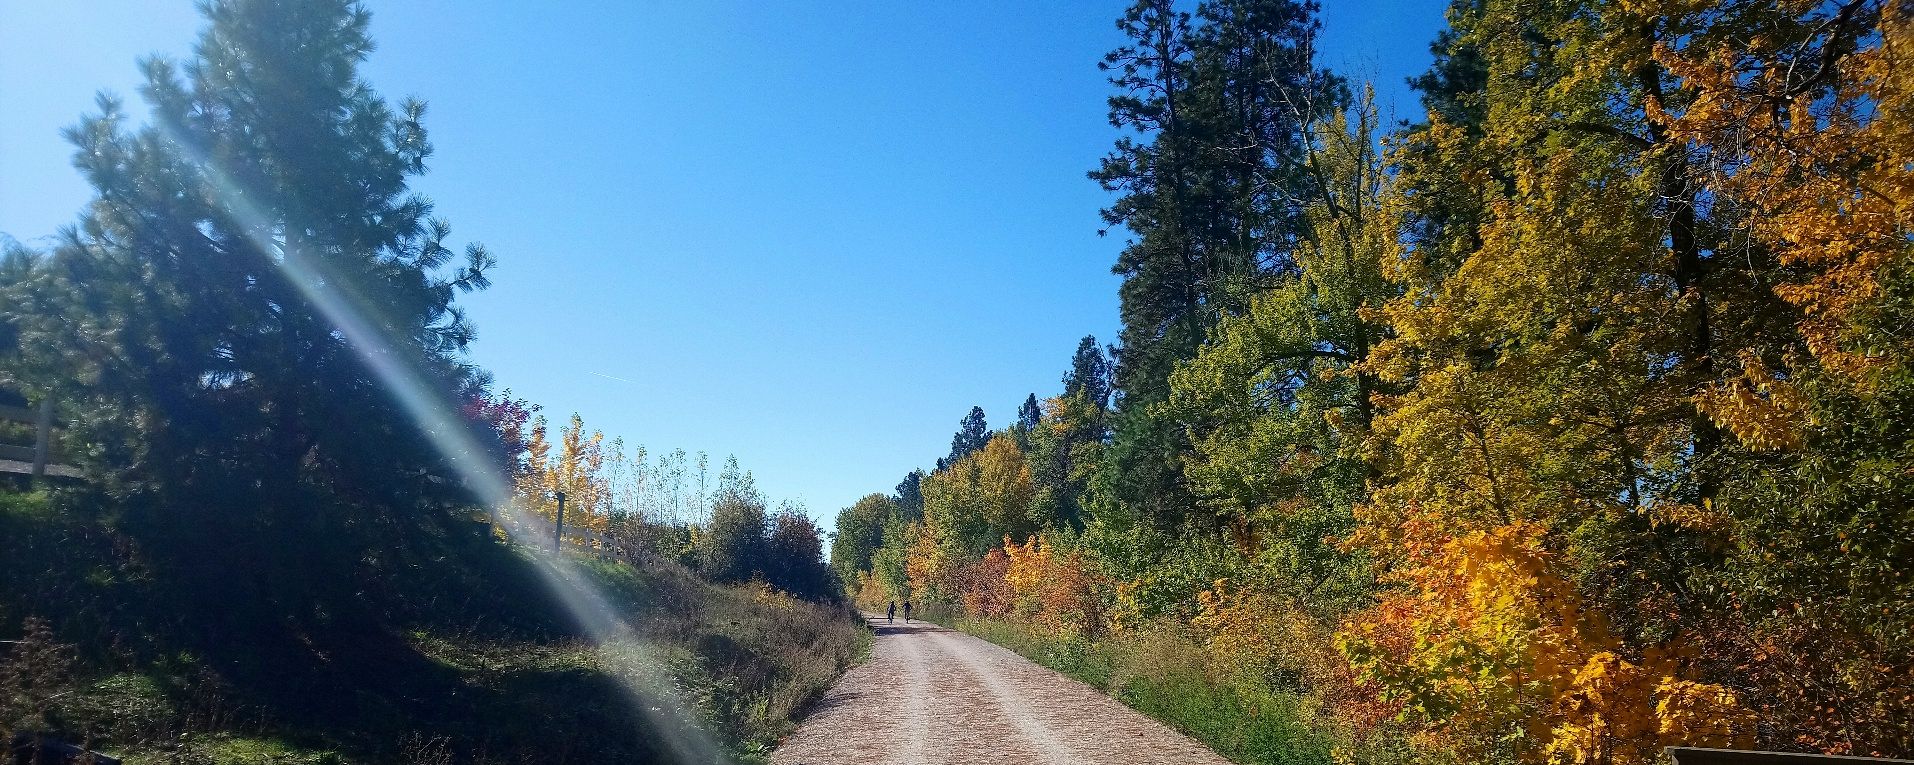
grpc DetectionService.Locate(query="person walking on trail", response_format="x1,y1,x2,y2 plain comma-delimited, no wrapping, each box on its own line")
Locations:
886,601,896,624
903,600,913,623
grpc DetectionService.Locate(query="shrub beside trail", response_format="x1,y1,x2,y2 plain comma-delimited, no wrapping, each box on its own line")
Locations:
0,490,865,765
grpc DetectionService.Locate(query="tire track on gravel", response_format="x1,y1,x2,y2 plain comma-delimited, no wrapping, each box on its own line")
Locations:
891,623,930,765
925,628,1074,764
771,614,1232,765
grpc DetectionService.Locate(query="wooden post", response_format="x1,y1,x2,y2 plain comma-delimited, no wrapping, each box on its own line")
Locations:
1669,748,1914,764
31,397,51,479
553,491,566,554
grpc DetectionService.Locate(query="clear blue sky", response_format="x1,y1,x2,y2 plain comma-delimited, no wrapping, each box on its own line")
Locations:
0,0,1445,522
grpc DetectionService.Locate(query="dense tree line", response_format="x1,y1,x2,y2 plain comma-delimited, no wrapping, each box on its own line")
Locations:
836,0,1914,762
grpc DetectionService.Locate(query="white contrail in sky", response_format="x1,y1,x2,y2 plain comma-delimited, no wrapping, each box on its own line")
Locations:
589,371,637,383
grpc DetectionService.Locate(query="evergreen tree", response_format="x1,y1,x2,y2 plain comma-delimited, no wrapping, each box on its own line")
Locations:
893,469,926,519
1061,336,1113,413
0,243,40,382
1013,393,1042,448
1028,337,1115,532
944,406,990,468
1092,0,1204,402
1406,0,1487,131
3,0,495,622
1092,0,1339,402
1088,0,1342,538
1394,0,1491,278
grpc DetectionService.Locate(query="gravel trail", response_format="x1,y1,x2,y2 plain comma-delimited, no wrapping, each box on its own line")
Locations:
770,614,1232,765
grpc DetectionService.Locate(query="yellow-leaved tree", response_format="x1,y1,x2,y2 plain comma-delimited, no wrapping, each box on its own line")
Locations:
514,412,609,532
917,433,1037,604
1343,0,1778,760
1641,1,1914,753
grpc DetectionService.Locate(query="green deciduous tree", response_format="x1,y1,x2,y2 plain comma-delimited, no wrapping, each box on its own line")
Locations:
830,493,898,588
766,504,837,602
1165,93,1392,616
920,433,1039,595
699,490,768,584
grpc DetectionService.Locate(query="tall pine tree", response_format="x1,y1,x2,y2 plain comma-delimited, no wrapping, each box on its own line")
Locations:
1088,0,1341,542
941,406,990,470
7,0,495,621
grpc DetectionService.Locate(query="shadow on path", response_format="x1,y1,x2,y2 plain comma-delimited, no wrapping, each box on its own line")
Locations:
871,623,938,636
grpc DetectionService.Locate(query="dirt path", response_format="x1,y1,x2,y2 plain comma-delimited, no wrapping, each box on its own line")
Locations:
771,614,1232,765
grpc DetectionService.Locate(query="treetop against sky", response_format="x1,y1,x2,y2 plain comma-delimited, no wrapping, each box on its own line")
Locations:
0,0,1447,518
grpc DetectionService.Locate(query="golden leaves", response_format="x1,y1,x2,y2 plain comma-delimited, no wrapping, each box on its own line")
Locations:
1341,520,1755,764
1653,678,1757,750
1695,353,1813,451
1541,654,1754,764
1658,1,1914,391
511,412,611,531
1000,534,1104,635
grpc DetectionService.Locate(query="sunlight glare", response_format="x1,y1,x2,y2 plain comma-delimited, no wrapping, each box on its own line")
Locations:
153,118,724,764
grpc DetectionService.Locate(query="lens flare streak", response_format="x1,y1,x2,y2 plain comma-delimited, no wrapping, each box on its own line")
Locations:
156,123,724,764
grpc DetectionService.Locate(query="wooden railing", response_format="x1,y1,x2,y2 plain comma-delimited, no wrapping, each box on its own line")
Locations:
1669,747,1914,764
0,398,70,479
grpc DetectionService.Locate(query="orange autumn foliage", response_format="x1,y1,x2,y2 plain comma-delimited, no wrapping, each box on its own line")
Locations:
1340,521,1753,764
958,548,1014,618
1001,535,1105,636
1654,0,1914,395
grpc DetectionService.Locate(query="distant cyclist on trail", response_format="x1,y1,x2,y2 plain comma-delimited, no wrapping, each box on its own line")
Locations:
903,600,913,623
886,601,896,624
